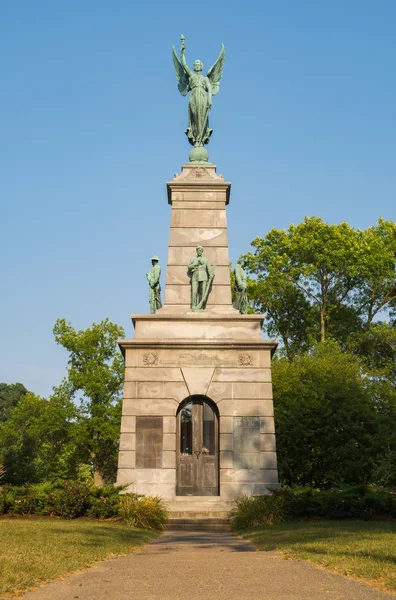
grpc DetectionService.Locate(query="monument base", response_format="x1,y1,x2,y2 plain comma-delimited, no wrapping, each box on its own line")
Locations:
116,313,278,502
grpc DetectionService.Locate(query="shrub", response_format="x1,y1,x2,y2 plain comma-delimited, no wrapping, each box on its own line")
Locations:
231,485,396,529
86,485,127,519
230,493,285,529
119,495,169,530
50,480,90,519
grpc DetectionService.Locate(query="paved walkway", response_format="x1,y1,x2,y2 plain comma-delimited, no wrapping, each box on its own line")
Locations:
20,530,393,600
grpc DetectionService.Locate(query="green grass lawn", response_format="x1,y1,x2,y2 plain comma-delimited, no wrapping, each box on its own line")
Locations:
239,521,396,593
0,518,158,596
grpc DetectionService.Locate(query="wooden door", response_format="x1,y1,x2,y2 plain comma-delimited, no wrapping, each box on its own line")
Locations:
176,397,219,496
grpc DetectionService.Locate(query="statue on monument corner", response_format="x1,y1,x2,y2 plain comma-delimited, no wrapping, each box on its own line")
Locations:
233,257,249,314
146,255,162,314
187,246,216,311
172,35,225,163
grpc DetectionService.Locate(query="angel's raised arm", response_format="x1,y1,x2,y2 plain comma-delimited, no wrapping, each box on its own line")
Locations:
172,46,190,96
180,45,192,77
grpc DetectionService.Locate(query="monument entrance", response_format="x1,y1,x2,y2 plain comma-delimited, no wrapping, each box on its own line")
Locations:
116,36,279,515
177,396,219,496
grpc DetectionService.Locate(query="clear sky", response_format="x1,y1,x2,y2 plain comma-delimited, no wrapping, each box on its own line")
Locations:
1,1,395,397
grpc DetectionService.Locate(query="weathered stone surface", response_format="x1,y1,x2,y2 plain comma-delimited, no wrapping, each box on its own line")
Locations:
138,349,259,369
169,227,228,247
260,417,276,434
171,209,227,228
259,352,273,369
124,367,184,382
220,482,277,500
123,382,137,398
119,433,136,451
164,284,232,306
163,381,189,401
132,316,264,340
116,469,136,485
220,433,233,451
214,369,272,383
163,433,176,451
118,451,135,469
260,452,278,469
122,398,178,416
131,469,176,483
137,382,164,399
219,416,233,433
162,451,176,468
233,416,261,469
125,350,138,368
220,469,270,483
217,400,274,416
167,246,230,266
220,451,233,469
120,416,136,433
232,382,272,398
181,367,214,396
207,381,233,403
163,416,177,434
171,200,225,210
260,434,277,452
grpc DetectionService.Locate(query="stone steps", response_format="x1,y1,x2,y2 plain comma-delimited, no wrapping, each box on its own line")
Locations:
167,517,231,531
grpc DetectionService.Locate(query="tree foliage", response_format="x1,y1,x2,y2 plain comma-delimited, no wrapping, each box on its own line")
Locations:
0,383,28,424
0,391,77,484
53,318,125,485
246,217,396,355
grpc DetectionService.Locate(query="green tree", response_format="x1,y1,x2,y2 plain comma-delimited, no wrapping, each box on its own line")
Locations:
0,391,77,484
53,318,125,485
246,217,396,352
0,382,28,423
273,342,377,487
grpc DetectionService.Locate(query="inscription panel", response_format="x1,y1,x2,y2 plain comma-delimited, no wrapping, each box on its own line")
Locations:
233,416,260,469
136,416,163,469
138,349,258,368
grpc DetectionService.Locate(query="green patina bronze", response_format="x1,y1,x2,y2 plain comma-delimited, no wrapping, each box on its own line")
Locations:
187,246,216,311
233,258,248,314
172,35,225,163
146,256,162,314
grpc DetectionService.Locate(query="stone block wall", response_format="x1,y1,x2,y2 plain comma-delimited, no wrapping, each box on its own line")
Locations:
117,344,278,501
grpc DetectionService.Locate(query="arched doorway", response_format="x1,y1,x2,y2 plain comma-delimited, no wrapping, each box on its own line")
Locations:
176,396,219,496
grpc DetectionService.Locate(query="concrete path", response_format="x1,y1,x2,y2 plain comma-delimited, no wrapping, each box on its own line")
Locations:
19,530,394,600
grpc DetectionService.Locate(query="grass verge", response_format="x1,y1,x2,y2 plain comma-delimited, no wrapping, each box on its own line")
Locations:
0,518,158,596
238,521,396,593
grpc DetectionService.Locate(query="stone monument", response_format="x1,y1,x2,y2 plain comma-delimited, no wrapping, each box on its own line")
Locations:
116,37,278,513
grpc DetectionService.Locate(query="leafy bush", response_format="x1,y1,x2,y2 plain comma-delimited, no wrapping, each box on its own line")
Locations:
86,485,126,519
119,495,169,530
50,480,90,519
231,485,396,529
0,481,168,529
230,494,285,529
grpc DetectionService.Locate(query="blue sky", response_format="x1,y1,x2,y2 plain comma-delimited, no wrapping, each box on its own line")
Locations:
1,1,395,397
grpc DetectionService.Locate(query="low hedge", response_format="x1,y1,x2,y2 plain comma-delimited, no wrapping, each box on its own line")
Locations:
230,485,396,529
0,481,168,530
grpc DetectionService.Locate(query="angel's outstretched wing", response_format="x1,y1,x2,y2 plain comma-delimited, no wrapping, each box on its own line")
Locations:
206,44,225,96
172,46,189,96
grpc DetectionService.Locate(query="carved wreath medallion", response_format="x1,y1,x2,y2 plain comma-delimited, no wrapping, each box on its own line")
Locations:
238,353,252,366
143,352,159,366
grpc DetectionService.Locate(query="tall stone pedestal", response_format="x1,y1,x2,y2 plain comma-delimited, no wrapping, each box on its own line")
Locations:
117,164,278,506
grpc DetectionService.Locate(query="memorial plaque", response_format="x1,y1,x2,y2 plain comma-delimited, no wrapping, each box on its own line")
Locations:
233,416,260,469
136,416,163,468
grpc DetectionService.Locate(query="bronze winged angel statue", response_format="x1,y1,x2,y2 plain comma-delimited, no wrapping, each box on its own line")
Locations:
172,35,225,162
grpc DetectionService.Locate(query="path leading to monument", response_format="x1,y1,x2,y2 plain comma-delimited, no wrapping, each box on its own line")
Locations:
20,530,393,600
